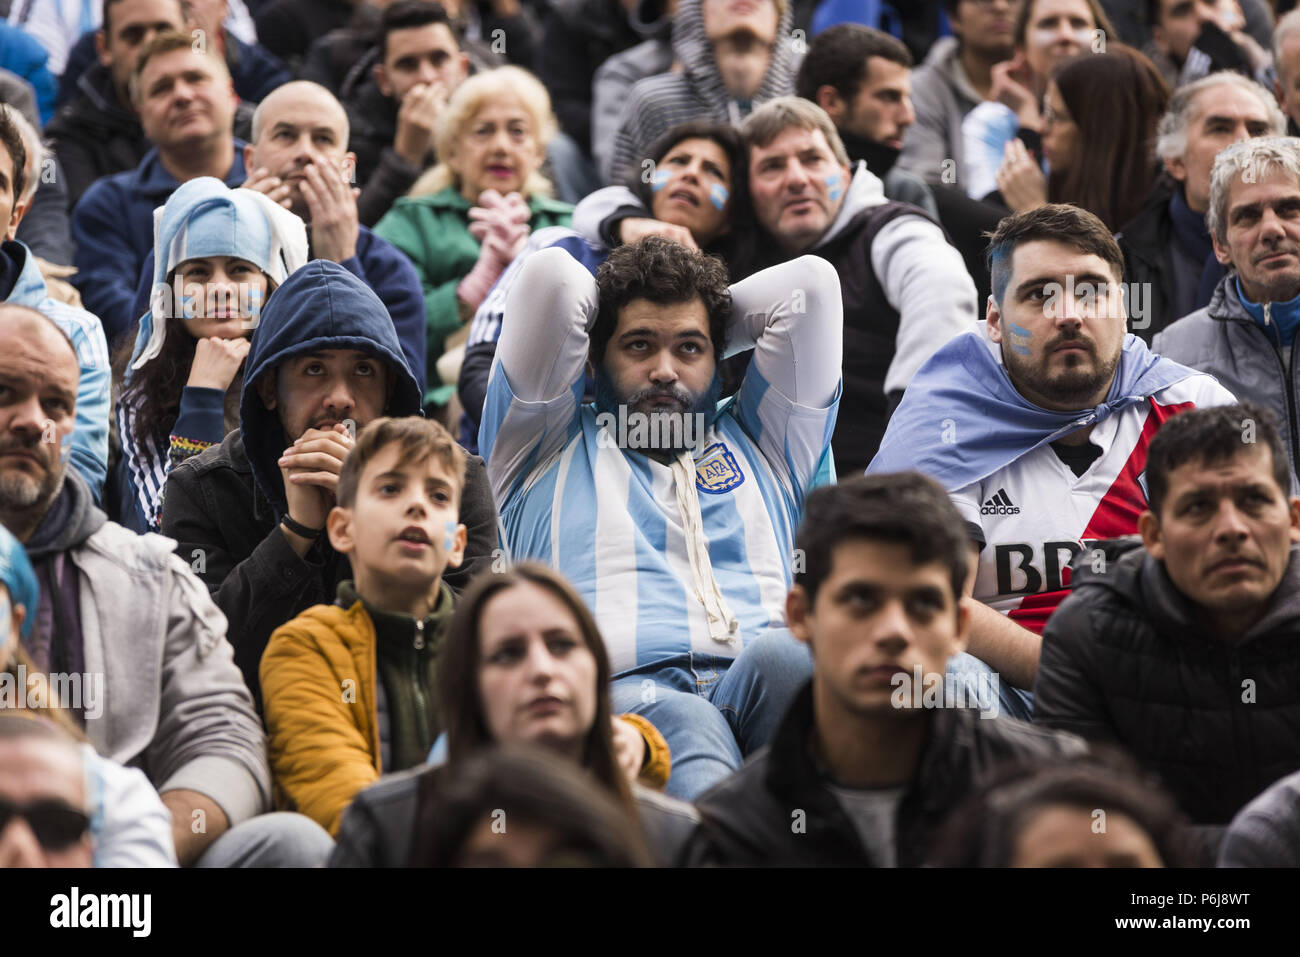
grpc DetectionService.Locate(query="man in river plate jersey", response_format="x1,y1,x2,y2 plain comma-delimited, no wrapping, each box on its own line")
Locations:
870,204,1236,709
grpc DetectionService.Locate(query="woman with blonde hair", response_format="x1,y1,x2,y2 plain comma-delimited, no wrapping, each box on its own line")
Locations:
375,66,572,409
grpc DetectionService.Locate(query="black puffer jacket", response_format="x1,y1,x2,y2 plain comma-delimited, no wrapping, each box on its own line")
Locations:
687,682,1083,867
1036,538,1300,826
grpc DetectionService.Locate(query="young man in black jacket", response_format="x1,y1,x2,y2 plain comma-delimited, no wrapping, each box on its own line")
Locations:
689,473,1082,867
1036,401,1300,842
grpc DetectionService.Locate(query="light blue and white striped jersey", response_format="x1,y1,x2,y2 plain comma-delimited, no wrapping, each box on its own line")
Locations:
481,247,842,676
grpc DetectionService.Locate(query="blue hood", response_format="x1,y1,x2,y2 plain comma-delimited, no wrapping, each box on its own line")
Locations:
869,328,1198,491
240,260,422,516
0,522,38,641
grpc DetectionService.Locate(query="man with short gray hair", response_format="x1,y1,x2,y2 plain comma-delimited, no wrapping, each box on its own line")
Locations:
1155,136,1300,487
1118,71,1284,341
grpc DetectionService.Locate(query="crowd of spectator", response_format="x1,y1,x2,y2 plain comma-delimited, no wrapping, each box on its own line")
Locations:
4,0,1300,870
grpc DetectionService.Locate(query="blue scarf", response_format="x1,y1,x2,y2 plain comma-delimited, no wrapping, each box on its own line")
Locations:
868,330,1198,491
1235,276,1300,348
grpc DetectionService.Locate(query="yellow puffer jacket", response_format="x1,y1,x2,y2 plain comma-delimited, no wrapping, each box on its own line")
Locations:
261,601,675,838
261,600,382,837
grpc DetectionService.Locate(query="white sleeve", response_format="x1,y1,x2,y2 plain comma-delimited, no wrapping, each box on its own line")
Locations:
731,255,843,497
872,214,980,396
949,481,983,531
9,0,77,75
1189,373,1239,407
571,186,643,244
479,247,596,503
86,747,179,868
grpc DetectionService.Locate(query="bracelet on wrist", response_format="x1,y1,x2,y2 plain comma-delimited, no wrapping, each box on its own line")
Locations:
281,514,324,541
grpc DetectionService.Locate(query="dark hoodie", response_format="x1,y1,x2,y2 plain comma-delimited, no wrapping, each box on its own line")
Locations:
45,62,149,212
161,260,497,707
1037,538,1300,829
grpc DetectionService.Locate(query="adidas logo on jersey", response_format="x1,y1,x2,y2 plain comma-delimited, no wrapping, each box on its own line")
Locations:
981,488,1020,515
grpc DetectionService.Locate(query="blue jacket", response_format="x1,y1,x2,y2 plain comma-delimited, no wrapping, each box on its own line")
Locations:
71,144,249,346
240,259,422,518
128,224,427,395
3,239,110,502
0,23,57,124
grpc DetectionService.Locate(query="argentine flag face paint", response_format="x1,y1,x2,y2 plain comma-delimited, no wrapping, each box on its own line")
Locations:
825,171,843,202
709,183,729,210
650,168,673,192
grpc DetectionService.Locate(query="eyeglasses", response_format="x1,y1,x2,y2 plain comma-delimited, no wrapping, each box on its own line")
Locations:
0,797,91,851
1042,104,1072,128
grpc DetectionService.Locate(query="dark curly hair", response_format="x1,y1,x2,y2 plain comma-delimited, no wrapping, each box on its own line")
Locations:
627,121,756,280
591,235,731,367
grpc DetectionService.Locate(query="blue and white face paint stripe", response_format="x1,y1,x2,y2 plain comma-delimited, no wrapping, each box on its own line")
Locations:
1007,321,1033,356
650,168,673,192
824,171,843,202
709,183,729,211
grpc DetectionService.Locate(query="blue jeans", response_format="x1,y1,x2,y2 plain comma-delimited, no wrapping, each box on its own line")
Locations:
946,651,1035,722
195,812,334,868
611,631,814,801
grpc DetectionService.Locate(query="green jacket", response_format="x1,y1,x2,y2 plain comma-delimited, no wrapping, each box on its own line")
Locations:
374,186,573,400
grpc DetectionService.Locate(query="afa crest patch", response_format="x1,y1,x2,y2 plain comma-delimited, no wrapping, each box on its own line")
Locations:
696,442,744,494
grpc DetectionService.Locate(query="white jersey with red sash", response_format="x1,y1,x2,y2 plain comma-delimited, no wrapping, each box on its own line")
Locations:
951,376,1236,633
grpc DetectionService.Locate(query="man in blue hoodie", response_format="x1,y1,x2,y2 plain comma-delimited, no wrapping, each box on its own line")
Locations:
0,107,110,502
161,260,495,707
70,30,246,346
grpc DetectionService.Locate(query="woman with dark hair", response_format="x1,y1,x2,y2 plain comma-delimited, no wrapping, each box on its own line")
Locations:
994,45,1170,232
616,119,753,276
962,0,1116,199
412,747,652,867
927,752,1193,868
329,562,698,868
112,176,307,532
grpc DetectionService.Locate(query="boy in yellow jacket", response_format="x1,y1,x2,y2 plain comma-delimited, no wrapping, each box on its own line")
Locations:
262,416,671,837
261,416,468,836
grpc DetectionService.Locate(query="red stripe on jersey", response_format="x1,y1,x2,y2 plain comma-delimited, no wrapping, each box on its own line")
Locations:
1008,589,1066,635
1008,398,1197,633
1078,397,1196,544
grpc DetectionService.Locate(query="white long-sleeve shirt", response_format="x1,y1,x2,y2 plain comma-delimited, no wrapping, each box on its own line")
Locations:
480,247,842,675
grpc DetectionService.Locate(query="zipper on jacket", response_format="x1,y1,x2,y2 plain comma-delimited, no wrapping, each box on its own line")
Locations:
1287,328,1300,474
413,622,430,759
1242,314,1300,470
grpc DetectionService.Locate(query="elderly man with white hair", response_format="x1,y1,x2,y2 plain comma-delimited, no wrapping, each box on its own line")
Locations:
1154,136,1300,488
1117,71,1284,342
